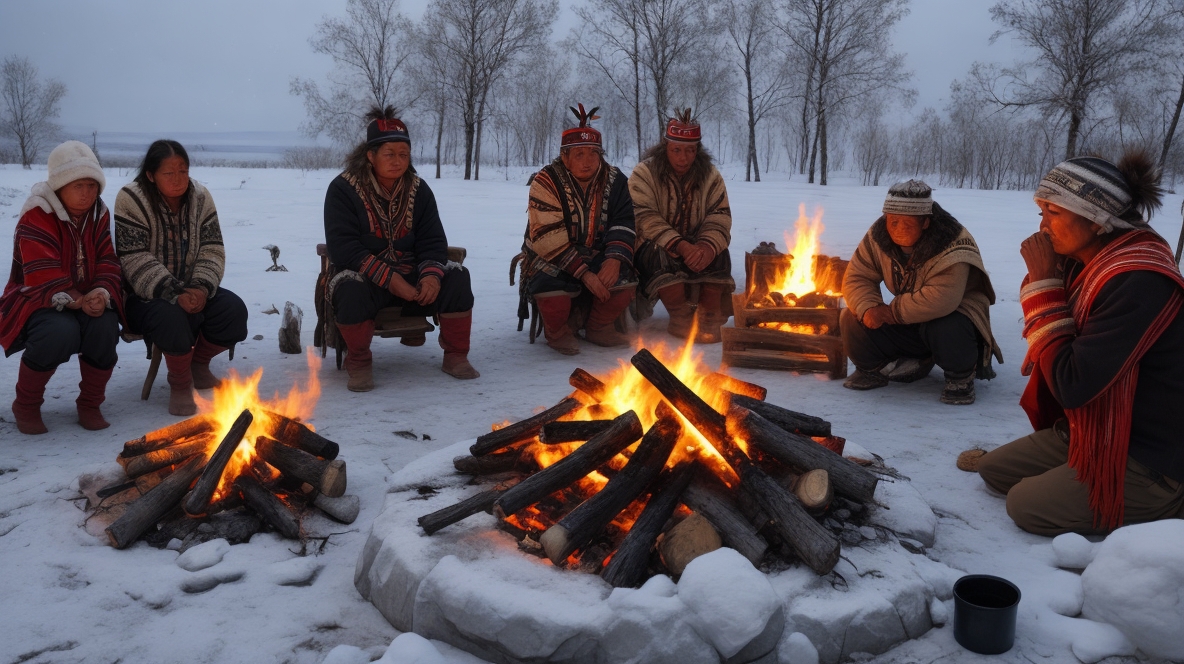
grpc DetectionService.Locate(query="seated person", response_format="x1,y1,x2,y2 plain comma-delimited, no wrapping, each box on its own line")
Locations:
115,139,249,416
1,141,123,433
841,180,1001,404
978,151,1184,535
521,104,636,355
324,106,478,390
629,108,734,343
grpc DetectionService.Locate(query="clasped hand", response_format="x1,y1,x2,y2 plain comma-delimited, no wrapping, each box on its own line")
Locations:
580,258,620,303
177,287,207,314
388,274,440,306
861,305,897,330
678,240,715,273
67,288,109,317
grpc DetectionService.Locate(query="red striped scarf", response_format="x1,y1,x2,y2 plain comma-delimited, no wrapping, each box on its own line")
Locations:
1019,230,1184,528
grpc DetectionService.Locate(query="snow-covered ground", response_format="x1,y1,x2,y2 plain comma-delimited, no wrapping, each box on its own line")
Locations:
1,162,1182,664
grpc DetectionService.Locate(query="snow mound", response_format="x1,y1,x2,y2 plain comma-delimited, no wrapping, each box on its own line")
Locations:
1051,532,1094,569
1081,520,1184,659
678,547,781,658
378,632,448,663
175,538,230,572
779,632,819,664
265,556,322,586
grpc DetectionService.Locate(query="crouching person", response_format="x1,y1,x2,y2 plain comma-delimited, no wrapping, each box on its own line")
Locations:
115,140,249,417
521,104,636,355
841,180,1002,404
1,141,123,433
978,152,1184,536
325,107,478,390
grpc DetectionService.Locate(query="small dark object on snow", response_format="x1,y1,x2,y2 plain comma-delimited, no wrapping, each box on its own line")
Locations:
279,301,302,354
957,448,987,472
253,334,264,341
394,430,418,440
264,245,287,272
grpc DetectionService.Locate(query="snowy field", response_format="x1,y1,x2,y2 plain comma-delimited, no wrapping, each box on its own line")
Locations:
1,162,1182,664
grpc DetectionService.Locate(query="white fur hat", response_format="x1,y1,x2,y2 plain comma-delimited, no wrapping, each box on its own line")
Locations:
47,140,106,194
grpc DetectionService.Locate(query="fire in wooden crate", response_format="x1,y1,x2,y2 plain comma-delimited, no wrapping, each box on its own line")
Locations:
419,341,880,587
95,353,357,550
724,203,849,378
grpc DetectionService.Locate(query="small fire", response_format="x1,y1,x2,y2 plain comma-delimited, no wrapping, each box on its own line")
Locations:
758,322,830,335
194,350,323,502
770,204,826,297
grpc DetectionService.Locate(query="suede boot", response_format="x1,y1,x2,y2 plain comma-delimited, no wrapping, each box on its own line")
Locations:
13,361,53,435
584,288,635,347
941,370,976,405
657,284,694,339
439,311,480,379
843,368,889,391
694,284,727,344
191,335,228,390
164,350,198,416
535,292,579,355
337,320,375,392
76,360,113,430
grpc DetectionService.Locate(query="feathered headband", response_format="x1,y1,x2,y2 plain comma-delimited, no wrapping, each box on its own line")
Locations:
561,103,603,149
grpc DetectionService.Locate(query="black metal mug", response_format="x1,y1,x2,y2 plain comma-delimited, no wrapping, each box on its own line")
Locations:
953,574,1021,655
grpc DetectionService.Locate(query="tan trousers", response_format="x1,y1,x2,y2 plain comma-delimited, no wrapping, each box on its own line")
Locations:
978,426,1184,536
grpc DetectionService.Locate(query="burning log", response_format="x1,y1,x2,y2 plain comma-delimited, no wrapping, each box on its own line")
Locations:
313,494,361,524
601,460,698,587
794,469,833,514
540,404,682,564
254,437,347,497
183,409,254,517
263,411,340,460
418,479,519,535
568,368,607,401
106,454,207,549
539,420,614,445
658,512,722,576
234,473,300,539
493,411,643,519
121,415,213,456
630,349,726,442
119,436,211,479
452,450,526,475
470,397,582,456
703,372,767,401
681,473,768,567
727,405,877,503
728,394,831,437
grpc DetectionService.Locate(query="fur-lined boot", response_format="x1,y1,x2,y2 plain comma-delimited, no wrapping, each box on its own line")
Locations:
439,311,479,379
337,320,376,392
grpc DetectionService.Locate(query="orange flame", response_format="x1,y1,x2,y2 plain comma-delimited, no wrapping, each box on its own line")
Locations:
770,204,826,297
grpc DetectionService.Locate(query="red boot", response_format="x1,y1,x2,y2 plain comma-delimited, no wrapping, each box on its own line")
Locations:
336,320,375,392
191,335,228,390
13,361,54,435
164,350,197,416
695,284,728,344
658,284,694,339
584,288,635,347
535,292,579,355
76,360,113,430
438,310,479,379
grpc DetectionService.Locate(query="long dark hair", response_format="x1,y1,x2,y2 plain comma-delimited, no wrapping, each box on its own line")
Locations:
134,139,191,212
344,105,416,183
640,139,715,186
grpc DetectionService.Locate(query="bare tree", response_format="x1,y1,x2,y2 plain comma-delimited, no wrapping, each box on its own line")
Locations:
290,0,415,146
978,0,1176,159
724,0,795,181
571,0,647,160
1,56,66,168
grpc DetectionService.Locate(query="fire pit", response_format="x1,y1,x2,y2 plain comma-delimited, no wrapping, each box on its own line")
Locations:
356,344,951,663
723,205,849,379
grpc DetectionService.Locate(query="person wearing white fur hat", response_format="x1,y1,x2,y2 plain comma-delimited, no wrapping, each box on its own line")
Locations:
0,140,124,434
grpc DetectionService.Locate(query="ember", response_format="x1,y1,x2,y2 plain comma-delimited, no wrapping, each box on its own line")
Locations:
418,342,879,586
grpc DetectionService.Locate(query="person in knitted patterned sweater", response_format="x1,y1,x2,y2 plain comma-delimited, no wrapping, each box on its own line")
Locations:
1,141,123,434
324,107,478,390
977,152,1184,536
521,104,636,355
841,180,1002,405
114,140,249,417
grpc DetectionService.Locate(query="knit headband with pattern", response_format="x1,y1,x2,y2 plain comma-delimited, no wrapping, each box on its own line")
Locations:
1034,157,1148,232
367,118,410,147
666,107,700,143
561,104,602,149
882,179,933,216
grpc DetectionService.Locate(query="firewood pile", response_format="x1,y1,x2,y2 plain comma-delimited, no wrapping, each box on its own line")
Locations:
418,348,882,587
93,411,356,550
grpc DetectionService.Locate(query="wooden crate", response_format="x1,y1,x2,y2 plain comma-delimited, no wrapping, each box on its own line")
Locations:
723,293,848,379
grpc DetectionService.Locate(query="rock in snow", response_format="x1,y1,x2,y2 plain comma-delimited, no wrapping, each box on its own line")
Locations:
678,548,782,658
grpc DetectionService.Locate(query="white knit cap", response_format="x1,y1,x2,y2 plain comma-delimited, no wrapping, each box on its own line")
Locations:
47,140,106,194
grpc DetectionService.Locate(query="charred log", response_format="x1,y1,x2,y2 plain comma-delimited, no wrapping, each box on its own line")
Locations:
254,436,347,497
234,472,300,539
540,420,615,445
681,473,768,567
470,397,582,456
182,409,254,517
106,454,207,549
568,368,607,401
601,460,697,588
630,348,726,442
120,437,210,479
728,394,831,437
418,479,519,535
263,411,340,460
121,415,213,457
452,449,530,475
704,372,767,401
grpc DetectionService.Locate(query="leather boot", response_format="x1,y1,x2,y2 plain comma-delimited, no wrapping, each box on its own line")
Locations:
191,335,228,390
337,320,375,392
164,350,198,416
657,284,694,339
76,359,113,430
584,288,635,347
535,292,579,355
12,360,53,435
439,311,480,379
941,370,976,405
694,284,728,344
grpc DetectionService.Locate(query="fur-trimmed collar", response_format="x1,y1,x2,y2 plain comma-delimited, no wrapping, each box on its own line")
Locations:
20,182,72,222
869,201,963,266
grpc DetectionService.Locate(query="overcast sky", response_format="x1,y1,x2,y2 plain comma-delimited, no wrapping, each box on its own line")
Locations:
0,0,1018,135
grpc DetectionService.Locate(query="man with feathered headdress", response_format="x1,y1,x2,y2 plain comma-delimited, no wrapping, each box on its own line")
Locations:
519,104,637,355
629,108,734,343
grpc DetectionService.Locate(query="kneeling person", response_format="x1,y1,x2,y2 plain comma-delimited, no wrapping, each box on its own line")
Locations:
522,104,636,355
841,180,1002,404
